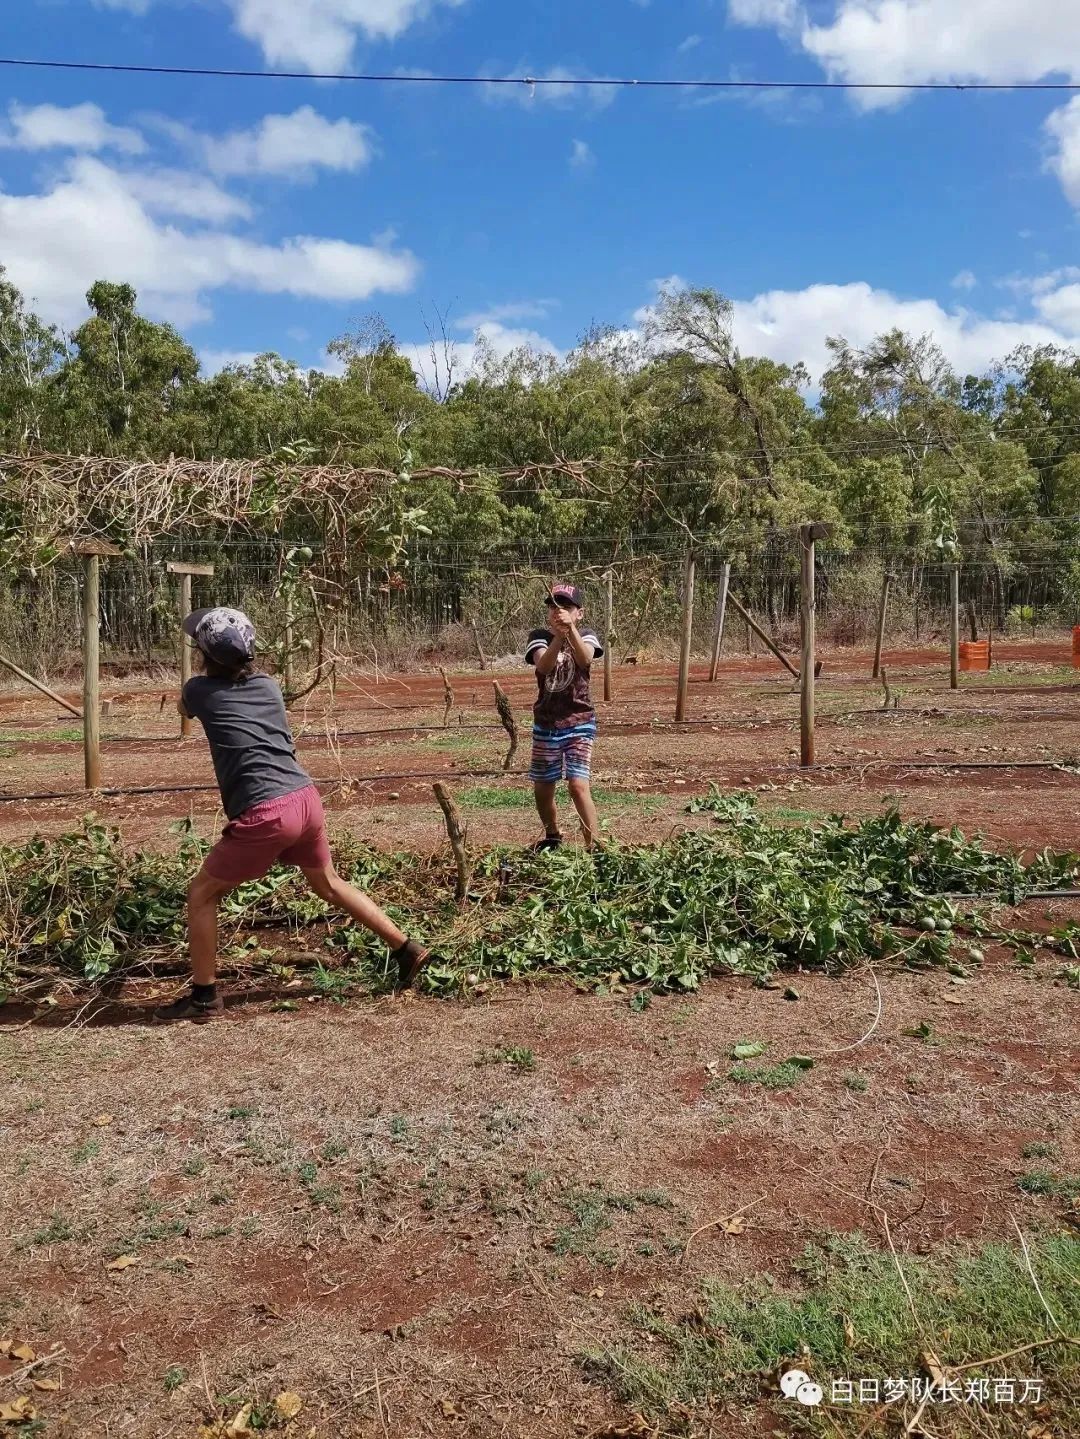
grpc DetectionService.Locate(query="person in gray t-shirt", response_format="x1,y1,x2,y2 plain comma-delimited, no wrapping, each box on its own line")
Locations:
156,606,439,1024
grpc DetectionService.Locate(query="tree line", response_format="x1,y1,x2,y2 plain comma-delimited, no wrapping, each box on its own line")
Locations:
2,269,1080,632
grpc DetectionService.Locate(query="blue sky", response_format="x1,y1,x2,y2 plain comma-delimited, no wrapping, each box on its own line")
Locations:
2,0,1079,381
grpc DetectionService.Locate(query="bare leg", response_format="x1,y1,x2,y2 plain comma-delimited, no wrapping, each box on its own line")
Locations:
567,778,599,851
533,781,560,837
187,867,237,986
303,863,407,949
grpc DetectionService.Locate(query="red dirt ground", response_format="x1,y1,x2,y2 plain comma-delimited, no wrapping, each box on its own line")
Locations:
2,638,1078,1438
2,638,1078,852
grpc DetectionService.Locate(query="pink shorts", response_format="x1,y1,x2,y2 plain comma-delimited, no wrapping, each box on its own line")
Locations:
204,784,332,884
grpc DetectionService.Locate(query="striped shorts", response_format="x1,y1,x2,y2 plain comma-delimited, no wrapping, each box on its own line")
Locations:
529,720,597,784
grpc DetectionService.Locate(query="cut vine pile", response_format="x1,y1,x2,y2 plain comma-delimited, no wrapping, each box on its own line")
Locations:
2,791,1078,1003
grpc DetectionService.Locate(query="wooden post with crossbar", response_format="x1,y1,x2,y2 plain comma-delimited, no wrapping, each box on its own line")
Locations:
167,560,215,738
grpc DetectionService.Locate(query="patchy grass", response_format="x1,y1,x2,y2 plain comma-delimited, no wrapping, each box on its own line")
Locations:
476,1045,536,1073
729,1058,812,1090
1022,1140,1058,1161
585,1232,1080,1425
550,1184,680,1264
1017,1169,1080,1200
419,730,489,754
457,784,663,814
0,725,85,743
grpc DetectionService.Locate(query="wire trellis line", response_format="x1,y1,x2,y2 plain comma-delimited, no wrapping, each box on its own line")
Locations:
4,56,1080,93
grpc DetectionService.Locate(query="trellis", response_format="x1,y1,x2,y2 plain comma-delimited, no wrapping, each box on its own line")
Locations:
0,452,664,793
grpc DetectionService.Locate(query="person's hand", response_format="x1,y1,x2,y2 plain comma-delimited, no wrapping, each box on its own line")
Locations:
551,608,573,634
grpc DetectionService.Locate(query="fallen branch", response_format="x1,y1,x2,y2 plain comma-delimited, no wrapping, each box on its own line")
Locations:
725,592,799,679
432,782,471,901
492,681,518,771
0,651,83,719
682,1196,766,1262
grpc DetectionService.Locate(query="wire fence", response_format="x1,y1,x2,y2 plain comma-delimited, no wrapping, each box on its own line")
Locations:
1,532,1077,680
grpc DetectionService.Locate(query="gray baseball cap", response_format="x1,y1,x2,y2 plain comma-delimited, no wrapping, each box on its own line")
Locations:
183,607,257,666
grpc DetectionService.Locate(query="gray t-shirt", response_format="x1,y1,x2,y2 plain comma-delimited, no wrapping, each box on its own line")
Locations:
182,673,312,820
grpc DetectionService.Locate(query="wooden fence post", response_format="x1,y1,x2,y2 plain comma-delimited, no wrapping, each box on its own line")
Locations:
708,561,731,683
800,524,830,768
84,554,101,789
950,563,960,691
74,539,122,791
872,572,891,679
675,548,696,723
167,561,215,738
603,568,614,703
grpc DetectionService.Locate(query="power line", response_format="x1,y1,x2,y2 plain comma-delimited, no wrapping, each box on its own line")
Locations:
2,56,1080,93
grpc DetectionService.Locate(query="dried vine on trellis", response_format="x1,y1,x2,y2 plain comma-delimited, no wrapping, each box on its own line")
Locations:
0,452,642,570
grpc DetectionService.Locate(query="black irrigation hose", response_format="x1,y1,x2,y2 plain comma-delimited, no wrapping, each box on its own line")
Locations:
4,756,1080,806
0,768,512,805
806,758,1079,771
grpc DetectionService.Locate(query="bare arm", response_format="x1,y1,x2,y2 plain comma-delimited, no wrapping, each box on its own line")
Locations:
176,695,191,719
534,633,565,676
565,624,596,670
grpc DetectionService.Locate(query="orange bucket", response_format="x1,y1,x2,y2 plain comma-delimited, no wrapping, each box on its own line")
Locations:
959,641,990,672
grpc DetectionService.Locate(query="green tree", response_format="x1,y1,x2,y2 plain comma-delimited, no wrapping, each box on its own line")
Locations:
0,267,65,451
60,281,199,452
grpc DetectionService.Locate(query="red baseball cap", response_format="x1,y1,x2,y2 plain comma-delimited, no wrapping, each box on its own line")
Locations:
546,583,584,608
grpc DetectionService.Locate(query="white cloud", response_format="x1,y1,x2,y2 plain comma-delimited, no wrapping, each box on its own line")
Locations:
628,274,1080,380
730,281,1080,381
200,348,264,374
0,102,145,155
951,269,978,291
462,320,560,357
1045,98,1080,208
226,0,468,72
728,0,800,26
1003,266,1080,297
569,138,595,170
124,169,253,223
457,299,557,329
0,156,420,329
678,34,703,54
203,107,375,179
1032,283,1080,331
731,1,1080,109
